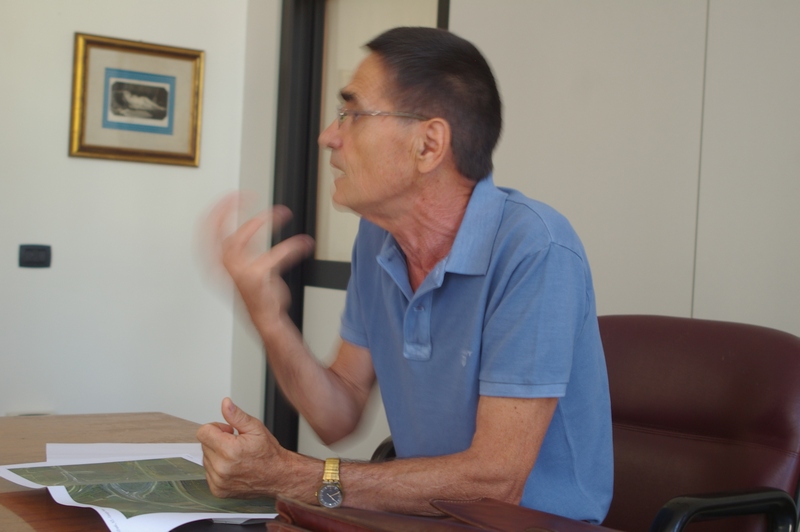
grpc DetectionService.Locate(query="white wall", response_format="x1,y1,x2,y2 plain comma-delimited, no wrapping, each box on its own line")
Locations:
0,0,282,423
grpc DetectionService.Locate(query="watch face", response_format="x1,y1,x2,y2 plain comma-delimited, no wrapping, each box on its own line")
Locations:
317,483,343,508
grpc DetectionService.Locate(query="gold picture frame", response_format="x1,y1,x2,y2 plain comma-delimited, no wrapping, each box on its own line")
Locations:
69,33,204,167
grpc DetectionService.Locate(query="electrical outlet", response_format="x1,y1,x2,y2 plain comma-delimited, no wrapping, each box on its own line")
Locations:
19,245,51,268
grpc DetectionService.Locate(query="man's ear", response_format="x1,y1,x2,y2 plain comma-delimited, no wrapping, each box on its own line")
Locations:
416,118,451,174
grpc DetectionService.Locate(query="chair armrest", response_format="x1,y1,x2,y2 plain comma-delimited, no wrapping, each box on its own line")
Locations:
650,487,797,532
370,436,396,462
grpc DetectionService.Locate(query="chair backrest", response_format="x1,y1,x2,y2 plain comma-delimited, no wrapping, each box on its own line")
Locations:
598,315,800,532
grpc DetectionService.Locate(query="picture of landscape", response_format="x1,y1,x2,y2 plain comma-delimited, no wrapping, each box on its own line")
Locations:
10,457,275,518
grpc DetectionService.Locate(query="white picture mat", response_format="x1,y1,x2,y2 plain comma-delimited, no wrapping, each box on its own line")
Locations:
83,46,195,154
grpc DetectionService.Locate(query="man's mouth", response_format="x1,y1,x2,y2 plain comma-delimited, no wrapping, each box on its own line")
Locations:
330,165,345,180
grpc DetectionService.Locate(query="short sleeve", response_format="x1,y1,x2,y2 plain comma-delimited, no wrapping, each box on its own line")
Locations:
479,243,588,398
339,228,369,348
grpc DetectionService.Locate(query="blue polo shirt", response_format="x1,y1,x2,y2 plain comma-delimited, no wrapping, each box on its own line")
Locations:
340,176,613,523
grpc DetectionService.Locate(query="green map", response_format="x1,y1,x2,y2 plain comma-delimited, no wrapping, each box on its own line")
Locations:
10,457,275,518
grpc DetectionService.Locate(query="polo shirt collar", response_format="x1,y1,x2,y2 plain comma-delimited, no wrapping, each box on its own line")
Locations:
445,174,506,276
376,174,505,296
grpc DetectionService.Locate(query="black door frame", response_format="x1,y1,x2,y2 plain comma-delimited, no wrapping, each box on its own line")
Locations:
266,0,450,451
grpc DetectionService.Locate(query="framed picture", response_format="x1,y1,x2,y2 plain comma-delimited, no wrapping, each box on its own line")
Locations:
69,33,204,166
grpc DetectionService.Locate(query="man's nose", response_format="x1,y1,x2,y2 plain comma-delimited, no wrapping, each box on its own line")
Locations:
318,119,340,149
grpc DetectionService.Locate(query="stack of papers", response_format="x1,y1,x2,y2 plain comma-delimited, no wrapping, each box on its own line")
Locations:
0,443,277,531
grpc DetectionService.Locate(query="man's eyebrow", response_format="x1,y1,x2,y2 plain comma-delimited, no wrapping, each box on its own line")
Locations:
339,90,356,104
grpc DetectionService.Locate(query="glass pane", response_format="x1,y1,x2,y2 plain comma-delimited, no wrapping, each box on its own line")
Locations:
315,0,438,262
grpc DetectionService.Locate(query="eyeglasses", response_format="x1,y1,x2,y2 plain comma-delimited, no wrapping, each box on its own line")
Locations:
336,105,428,127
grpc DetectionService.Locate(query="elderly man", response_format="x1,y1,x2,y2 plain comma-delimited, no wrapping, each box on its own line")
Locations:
198,27,612,523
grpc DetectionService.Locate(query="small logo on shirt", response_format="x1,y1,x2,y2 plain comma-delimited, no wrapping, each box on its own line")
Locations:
460,350,472,367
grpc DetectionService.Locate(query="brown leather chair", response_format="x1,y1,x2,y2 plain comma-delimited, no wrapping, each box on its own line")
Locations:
599,314,800,532
373,315,800,531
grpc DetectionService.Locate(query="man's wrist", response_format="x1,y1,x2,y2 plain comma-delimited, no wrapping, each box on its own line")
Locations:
316,457,344,508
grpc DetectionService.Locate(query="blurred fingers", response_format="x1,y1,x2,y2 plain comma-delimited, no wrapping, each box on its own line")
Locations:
255,234,316,274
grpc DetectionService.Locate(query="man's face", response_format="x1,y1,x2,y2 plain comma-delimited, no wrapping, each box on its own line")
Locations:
318,53,421,219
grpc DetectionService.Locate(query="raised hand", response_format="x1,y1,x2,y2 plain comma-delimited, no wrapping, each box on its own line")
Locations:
206,194,315,330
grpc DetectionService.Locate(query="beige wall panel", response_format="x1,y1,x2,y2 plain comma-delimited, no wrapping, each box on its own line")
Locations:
315,0,438,261
299,0,437,457
450,0,708,316
298,287,390,460
693,1,800,335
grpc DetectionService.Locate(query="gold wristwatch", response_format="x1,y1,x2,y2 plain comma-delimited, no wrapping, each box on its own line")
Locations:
316,458,344,508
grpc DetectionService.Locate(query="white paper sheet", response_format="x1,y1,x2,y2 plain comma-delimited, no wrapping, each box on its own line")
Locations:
47,442,205,462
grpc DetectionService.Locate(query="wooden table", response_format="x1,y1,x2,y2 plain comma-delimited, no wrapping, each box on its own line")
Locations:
0,412,264,531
